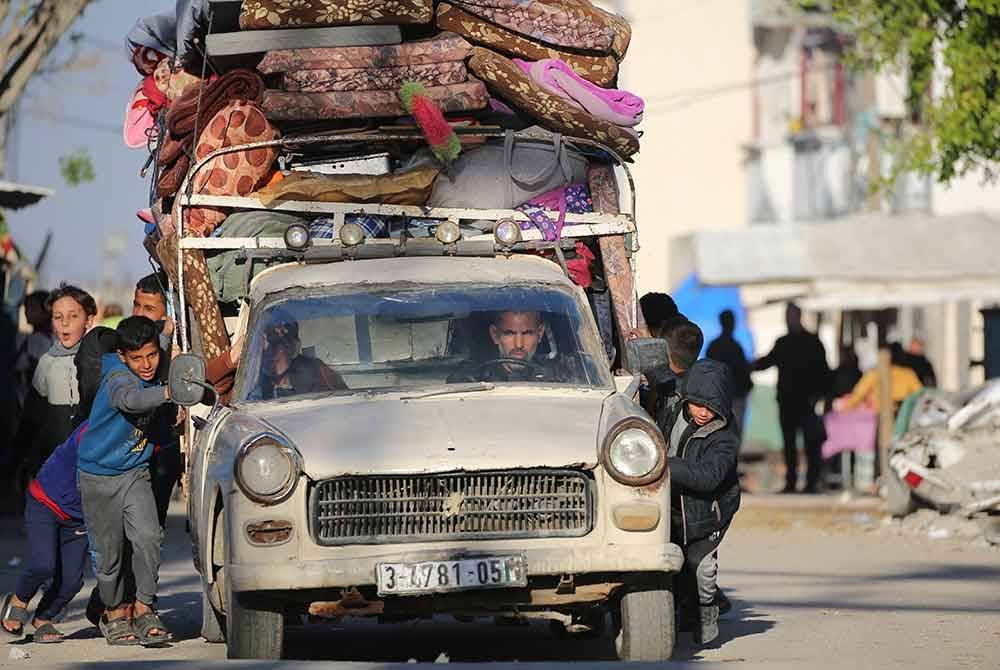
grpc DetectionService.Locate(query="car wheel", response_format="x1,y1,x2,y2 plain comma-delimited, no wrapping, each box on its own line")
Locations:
885,466,917,518
201,584,225,643
224,526,284,659
615,587,675,661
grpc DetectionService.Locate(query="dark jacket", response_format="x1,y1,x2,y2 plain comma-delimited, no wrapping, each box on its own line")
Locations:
754,330,830,405
15,341,81,476
665,359,741,545
645,363,685,437
706,333,753,397
30,421,87,521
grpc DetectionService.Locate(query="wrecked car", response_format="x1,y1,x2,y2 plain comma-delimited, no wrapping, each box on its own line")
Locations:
886,381,1000,518
173,254,683,661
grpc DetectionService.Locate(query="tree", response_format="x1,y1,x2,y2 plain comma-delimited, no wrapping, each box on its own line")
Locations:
831,0,1000,184
0,0,95,178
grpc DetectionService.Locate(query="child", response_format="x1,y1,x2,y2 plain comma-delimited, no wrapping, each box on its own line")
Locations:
1,423,90,643
16,284,96,478
663,359,741,646
645,320,704,437
77,316,175,646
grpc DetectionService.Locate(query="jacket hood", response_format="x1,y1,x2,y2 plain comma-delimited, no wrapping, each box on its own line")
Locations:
100,352,128,375
682,359,733,421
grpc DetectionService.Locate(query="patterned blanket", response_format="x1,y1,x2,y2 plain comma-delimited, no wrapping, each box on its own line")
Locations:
257,32,472,74
262,80,488,121
282,61,469,92
468,49,639,157
240,0,433,29
436,3,618,87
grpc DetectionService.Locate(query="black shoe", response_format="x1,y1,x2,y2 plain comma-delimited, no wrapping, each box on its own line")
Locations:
780,483,797,494
85,587,103,628
715,589,732,615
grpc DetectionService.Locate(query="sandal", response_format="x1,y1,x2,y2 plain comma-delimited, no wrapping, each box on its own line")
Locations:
0,593,28,636
98,613,140,646
32,622,64,644
133,610,173,646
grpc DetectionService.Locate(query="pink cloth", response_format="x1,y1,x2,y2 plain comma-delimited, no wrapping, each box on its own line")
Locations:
822,409,877,460
513,57,643,127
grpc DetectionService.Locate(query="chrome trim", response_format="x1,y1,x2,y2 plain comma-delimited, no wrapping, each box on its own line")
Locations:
233,432,303,505
600,418,667,487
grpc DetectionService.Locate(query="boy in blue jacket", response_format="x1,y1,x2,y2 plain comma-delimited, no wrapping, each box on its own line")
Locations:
77,316,175,646
1,423,90,643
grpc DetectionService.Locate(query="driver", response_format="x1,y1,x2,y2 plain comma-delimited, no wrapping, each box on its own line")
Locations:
450,310,565,383
252,311,348,399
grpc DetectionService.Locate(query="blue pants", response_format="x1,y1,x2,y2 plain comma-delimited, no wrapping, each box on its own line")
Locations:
15,495,89,621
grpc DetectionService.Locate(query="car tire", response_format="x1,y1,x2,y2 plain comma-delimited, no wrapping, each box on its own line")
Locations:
885,466,917,518
224,525,284,659
615,588,675,662
201,585,225,643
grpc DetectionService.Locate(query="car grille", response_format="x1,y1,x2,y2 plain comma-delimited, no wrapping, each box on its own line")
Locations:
312,469,594,545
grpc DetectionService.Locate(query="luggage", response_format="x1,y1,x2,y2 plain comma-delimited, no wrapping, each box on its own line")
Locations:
257,32,472,74
451,0,615,54
254,165,440,206
428,128,588,210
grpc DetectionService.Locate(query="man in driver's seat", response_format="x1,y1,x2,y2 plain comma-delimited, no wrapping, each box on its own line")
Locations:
451,310,569,383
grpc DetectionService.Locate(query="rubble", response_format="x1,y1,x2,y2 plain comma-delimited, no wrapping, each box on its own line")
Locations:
876,508,999,549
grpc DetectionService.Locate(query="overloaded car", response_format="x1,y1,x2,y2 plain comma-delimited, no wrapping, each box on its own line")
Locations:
171,254,683,661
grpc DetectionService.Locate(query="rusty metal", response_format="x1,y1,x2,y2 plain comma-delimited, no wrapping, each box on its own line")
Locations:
308,588,384,619
555,574,575,595
244,519,294,545
312,469,594,545
527,582,621,607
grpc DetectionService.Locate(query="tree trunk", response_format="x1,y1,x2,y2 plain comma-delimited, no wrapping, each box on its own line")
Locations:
0,0,95,177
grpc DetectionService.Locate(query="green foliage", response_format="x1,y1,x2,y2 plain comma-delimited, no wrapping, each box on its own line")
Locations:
58,149,95,186
832,0,1000,184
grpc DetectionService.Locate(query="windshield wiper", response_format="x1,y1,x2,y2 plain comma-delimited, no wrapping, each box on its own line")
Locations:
399,382,496,400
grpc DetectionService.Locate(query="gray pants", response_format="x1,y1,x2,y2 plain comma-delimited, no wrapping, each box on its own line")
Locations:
79,467,162,608
681,525,728,605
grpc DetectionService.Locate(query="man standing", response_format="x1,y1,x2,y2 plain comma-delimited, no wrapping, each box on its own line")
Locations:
706,309,753,438
904,336,937,388
754,303,830,493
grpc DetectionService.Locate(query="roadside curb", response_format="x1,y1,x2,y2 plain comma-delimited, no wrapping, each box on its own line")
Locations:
740,492,885,516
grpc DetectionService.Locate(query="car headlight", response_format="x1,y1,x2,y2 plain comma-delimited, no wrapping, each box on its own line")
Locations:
602,419,667,486
234,434,301,504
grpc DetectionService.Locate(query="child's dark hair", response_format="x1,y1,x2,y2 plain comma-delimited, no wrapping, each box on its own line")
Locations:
116,316,160,353
46,283,98,317
135,271,167,303
667,320,704,372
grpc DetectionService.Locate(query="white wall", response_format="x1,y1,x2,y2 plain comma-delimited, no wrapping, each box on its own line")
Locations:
609,1,753,294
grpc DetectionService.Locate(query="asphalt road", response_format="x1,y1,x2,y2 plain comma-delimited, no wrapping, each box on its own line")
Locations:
1,499,997,669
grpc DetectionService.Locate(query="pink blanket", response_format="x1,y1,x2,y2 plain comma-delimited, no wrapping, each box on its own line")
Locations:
514,57,643,127
822,409,877,460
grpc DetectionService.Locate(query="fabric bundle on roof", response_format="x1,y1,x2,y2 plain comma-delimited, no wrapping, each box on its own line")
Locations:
239,0,434,30
257,32,473,73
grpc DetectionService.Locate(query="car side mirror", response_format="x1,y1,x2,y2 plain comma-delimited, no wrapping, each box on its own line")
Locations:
169,353,208,407
625,337,670,375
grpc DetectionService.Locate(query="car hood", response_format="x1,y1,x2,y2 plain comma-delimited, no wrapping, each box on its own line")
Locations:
241,388,610,479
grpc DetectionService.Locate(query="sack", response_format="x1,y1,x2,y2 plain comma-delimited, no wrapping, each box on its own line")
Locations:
254,165,440,206
428,129,588,210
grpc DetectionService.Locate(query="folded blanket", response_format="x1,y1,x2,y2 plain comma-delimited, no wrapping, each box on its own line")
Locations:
516,183,593,241
282,61,469,92
186,100,280,237
514,58,642,127
262,80,488,121
453,0,628,56
468,48,639,157
253,166,440,206
157,69,265,197
240,0,433,30
436,3,618,87
258,32,472,74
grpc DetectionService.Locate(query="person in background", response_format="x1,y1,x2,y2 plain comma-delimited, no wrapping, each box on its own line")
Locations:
904,336,937,388
100,303,125,329
646,320,705,437
639,292,681,338
834,342,923,416
753,303,831,494
706,309,753,438
14,291,53,407
825,346,862,414
15,285,97,481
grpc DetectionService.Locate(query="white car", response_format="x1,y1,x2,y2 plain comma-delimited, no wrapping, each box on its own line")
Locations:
174,254,683,661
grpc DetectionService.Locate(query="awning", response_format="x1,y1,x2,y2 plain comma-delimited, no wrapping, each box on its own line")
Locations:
0,180,54,209
672,210,1000,291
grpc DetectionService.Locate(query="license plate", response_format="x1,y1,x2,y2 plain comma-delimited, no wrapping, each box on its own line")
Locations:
376,555,527,596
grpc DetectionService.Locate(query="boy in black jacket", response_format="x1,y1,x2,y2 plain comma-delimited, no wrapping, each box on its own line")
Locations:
664,359,741,645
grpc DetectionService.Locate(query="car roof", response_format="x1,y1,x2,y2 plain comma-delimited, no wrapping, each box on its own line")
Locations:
249,255,573,302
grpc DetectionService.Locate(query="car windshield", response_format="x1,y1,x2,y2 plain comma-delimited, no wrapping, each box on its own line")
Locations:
235,283,613,402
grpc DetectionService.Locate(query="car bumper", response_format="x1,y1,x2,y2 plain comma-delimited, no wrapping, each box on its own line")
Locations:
228,541,684,592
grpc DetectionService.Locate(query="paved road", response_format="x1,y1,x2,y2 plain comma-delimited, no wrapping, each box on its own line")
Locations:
1,499,997,669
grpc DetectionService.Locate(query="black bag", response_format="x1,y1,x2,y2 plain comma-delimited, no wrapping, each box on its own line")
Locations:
73,327,119,427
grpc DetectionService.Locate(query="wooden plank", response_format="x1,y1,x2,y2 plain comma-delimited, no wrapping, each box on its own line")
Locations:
206,25,402,57
588,164,648,343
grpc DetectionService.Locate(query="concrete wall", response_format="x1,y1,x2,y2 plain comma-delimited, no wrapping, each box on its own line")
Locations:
607,1,754,295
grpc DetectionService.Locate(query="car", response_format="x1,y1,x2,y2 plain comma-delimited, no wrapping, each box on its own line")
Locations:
175,254,684,661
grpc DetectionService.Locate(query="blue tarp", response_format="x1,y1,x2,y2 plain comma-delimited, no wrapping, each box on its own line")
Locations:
671,274,754,360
